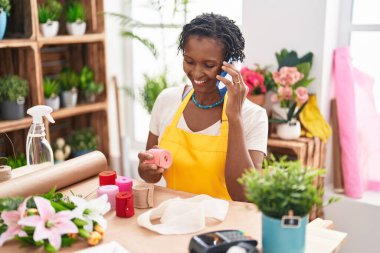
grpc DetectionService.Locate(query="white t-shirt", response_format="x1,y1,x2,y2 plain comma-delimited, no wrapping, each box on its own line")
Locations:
149,86,268,154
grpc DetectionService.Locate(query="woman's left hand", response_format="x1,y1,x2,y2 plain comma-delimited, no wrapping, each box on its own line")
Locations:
216,61,248,120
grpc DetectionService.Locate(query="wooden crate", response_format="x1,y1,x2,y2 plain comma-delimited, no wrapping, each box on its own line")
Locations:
4,0,36,39
36,0,105,38
40,41,107,104
0,45,41,110
48,110,109,159
267,134,327,220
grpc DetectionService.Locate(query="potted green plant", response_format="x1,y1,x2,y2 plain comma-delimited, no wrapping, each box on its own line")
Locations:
43,77,60,111
79,66,104,103
57,68,79,107
38,0,62,37
0,75,29,120
0,0,10,40
140,72,169,113
65,1,86,36
67,128,98,157
6,153,27,169
239,156,337,253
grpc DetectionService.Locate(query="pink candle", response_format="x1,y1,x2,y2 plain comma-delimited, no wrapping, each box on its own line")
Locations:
116,176,133,193
97,185,119,210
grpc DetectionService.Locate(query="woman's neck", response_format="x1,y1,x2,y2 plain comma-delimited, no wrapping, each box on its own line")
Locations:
193,89,222,105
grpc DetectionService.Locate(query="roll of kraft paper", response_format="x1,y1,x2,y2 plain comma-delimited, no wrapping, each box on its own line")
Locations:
0,151,108,198
116,191,134,218
0,165,12,182
97,185,119,210
133,183,154,209
145,148,173,168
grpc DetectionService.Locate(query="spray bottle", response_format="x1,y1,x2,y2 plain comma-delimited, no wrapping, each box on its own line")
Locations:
26,105,55,168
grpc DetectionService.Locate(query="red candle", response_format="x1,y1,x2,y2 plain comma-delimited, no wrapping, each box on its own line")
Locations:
99,171,117,186
116,192,134,218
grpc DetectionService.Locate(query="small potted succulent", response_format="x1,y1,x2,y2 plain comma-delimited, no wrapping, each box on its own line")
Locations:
239,156,338,253
67,128,98,157
43,77,60,111
65,1,86,36
79,66,104,103
0,0,10,40
0,75,29,120
38,0,63,37
57,68,79,107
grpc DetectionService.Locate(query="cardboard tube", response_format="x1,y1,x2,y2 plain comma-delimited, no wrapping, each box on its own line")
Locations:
0,151,108,197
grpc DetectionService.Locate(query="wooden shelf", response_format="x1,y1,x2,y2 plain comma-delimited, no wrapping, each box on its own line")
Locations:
0,39,36,48
38,34,105,46
51,102,107,120
0,117,32,132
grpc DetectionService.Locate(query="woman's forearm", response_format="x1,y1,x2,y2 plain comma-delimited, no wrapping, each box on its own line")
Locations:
225,116,254,201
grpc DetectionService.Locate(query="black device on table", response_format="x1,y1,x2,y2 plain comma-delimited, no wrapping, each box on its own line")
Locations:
189,230,258,253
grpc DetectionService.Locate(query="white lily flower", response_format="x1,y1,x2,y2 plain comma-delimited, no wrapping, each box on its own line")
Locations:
70,194,111,232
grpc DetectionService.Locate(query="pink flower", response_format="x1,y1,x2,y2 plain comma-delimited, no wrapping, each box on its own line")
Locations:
278,86,293,100
295,87,309,103
272,67,304,86
0,199,28,246
241,67,265,94
18,197,78,251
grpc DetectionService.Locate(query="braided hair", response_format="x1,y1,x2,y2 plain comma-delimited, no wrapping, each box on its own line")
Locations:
178,13,245,62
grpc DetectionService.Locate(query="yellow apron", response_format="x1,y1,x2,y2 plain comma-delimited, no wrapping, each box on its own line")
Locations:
159,89,231,200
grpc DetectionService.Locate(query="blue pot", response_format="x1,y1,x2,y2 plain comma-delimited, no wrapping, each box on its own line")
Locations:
0,9,7,40
262,214,307,253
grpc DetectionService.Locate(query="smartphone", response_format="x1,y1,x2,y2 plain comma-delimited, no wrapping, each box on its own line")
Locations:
216,58,233,98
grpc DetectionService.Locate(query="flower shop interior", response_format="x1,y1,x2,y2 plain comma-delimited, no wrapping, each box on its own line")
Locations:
0,0,379,253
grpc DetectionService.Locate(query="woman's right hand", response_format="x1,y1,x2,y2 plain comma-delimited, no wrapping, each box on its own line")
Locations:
138,150,165,181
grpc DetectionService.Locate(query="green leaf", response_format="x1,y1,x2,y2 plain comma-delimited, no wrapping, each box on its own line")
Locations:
121,31,158,57
293,101,308,119
73,218,88,227
287,102,297,121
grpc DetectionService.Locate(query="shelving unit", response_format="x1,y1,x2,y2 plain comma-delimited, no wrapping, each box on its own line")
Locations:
0,0,109,161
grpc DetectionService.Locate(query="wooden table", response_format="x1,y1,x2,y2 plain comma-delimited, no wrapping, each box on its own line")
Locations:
3,177,347,253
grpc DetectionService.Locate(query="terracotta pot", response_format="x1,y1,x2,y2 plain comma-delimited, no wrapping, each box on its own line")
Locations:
247,94,265,106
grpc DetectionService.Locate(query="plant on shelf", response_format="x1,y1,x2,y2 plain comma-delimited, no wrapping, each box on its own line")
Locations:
0,75,29,120
65,0,86,36
141,72,169,114
38,0,63,37
0,0,11,40
0,188,110,252
239,155,339,253
57,68,79,108
6,153,26,169
44,77,61,111
241,64,275,106
53,137,71,163
67,128,98,157
79,66,104,103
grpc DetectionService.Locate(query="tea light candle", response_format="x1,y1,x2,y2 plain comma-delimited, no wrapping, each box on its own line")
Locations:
116,192,134,218
116,176,133,193
99,170,117,186
97,185,119,210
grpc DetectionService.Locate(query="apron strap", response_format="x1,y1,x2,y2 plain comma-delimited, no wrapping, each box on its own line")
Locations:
171,88,229,137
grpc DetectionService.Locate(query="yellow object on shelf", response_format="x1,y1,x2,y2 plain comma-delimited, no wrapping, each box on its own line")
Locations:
300,95,332,142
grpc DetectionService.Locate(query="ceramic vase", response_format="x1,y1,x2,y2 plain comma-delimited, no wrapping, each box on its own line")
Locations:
277,120,301,140
45,96,60,111
0,8,7,40
247,94,265,106
262,214,307,253
40,20,59,37
61,89,78,108
66,21,86,36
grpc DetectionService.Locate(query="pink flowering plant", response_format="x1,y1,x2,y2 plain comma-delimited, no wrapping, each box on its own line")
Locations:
241,65,275,95
0,188,110,252
270,49,314,123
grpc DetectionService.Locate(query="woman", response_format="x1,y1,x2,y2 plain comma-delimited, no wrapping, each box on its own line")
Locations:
138,13,268,201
